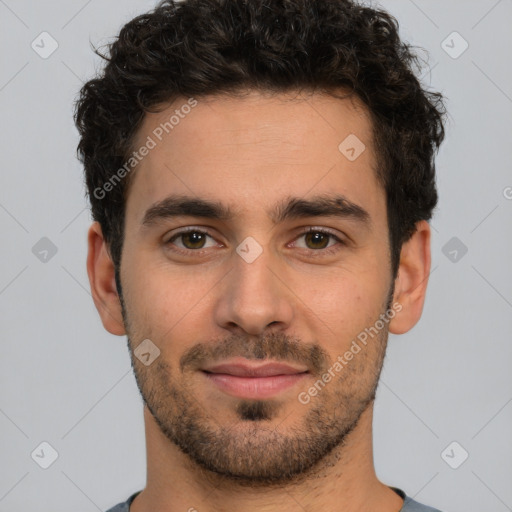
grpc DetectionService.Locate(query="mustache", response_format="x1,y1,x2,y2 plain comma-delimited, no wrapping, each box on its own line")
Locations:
179,331,329,375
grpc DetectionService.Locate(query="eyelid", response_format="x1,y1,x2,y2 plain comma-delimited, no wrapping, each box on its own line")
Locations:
297,225,345,240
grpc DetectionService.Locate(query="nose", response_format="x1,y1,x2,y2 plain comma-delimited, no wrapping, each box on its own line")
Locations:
213,245,294,336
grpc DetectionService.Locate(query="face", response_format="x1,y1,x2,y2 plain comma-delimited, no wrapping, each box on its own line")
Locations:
117,90,396,485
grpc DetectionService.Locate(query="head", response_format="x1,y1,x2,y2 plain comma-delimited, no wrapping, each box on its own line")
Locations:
77,0,445,486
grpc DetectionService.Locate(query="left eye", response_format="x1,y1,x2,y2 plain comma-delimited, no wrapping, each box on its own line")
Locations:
165,228,344,253
292,228,342,251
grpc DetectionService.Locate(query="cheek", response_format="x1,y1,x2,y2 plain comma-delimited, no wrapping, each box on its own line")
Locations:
305,268,389,351
309,259,384,306
124,261,216,335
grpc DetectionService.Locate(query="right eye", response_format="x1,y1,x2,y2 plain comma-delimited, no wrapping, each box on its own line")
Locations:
165,228,221,255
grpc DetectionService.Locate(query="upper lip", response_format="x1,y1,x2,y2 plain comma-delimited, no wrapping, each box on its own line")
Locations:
202,359,309,377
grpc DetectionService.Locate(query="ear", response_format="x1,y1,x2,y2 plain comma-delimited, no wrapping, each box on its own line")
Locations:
388,220,431,335
86,221,126,336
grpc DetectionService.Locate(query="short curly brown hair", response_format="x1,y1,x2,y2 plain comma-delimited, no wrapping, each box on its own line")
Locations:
74,0,446,282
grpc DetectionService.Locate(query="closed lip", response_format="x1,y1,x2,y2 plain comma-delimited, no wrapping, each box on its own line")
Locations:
202,359,309,377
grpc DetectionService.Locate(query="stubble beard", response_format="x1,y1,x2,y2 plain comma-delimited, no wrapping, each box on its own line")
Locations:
118,271,392,488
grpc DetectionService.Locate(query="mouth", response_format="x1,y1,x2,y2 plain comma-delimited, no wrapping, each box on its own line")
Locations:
201,358,309,399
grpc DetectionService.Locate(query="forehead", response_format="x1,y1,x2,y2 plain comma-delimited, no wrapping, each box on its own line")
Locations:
125,90,384,229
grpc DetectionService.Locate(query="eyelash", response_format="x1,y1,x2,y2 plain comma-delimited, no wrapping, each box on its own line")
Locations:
164,226,346,257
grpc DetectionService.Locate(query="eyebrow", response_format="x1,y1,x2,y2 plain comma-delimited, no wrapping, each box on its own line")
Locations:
141,193,371,229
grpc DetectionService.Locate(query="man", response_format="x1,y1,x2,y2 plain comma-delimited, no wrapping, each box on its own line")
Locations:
75,0,446,510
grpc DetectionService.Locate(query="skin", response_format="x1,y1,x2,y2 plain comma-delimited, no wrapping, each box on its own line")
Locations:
87,89,431,512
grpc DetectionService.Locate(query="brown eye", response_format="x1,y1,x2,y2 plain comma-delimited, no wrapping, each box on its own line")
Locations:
166,229,217,252
179,231,208,249
293,228,344,254
303,231,331,250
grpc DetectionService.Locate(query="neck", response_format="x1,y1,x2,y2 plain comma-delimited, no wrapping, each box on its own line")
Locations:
131,402,404,512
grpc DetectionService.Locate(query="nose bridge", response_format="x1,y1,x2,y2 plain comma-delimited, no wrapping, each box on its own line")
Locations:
214,239,293,335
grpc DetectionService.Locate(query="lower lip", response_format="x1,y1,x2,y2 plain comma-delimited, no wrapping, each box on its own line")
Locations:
202,372,309,399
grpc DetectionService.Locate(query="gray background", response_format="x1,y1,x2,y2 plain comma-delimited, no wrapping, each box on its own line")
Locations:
1,0,511,510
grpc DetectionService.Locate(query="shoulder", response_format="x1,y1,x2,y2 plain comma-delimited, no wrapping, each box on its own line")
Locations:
400,494,444,512
391,486,443,512
104,490,142,512
104,503,128,512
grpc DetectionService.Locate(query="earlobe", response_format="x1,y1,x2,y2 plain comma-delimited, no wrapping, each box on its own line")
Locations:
86,221,126,336
388,220,431,335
